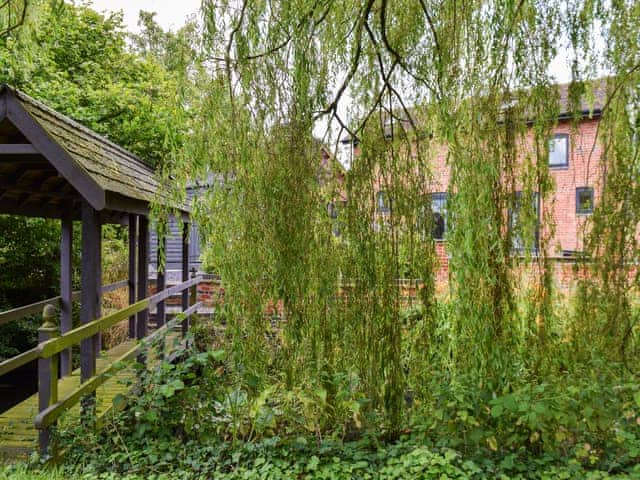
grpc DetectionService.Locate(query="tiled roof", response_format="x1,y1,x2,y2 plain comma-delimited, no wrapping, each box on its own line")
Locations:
2,84,188,213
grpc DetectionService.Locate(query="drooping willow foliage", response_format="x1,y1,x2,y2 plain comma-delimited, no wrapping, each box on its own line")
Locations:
160,0,640,432
0,0,28,38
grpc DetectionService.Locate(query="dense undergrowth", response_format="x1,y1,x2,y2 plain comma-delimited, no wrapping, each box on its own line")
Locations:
10,301,638,479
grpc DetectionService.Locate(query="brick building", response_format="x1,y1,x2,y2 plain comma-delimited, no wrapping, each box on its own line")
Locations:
340,79,608,287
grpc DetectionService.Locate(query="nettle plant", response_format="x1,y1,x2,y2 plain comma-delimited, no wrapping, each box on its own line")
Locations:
159,0,640,437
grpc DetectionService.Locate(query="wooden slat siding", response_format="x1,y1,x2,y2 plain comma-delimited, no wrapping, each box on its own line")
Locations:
60,213,73,376
3,89,106,210
150,218,192,272
150,187,202,272
128,214,137,339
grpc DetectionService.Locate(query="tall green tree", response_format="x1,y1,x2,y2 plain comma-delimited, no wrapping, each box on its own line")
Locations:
0,0,185,166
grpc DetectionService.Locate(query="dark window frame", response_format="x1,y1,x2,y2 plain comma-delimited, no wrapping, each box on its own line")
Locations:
576,187,594,215
549,133,569,168
376,190,391,214
430,192,448,241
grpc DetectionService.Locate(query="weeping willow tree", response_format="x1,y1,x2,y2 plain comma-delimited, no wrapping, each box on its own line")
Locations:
160,0,640,432
0,0,28,37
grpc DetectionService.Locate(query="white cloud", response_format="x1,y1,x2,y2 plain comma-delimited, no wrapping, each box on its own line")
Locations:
87,0,201,33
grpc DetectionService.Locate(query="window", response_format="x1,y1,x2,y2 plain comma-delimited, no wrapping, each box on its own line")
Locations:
328,201,347,236
376,191,391,213
576,187,594,214
549,134,569,167
430,193,447,240
416,193,448,240
510,191,540,253
327,202,339,219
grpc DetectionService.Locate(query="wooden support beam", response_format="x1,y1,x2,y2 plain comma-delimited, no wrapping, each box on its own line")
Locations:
5,93,106,210
59,212,73,377
136,216,149,343
80,201,100,419
96,215,103,357
156,234,166,328
0,143,38,154
128,214,137,339
181,222,189,336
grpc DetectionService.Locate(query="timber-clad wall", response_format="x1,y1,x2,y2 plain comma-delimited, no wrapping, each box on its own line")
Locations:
150,186,202,276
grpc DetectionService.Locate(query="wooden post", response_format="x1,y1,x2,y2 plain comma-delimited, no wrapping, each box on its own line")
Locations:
181,222,189,336
128,214,137,338
59,213,73,377
95,216,102,357
190,267,197,309
137,216,149,340
156,234,166,327
38,304,59,456
80,201,100,419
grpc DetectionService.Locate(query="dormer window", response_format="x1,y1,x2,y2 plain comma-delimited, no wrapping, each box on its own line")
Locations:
549,134,569,167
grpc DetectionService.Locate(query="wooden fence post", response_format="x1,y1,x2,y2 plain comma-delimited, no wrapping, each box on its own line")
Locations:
182,268,197,338
181,222,189,336
38,304,59,456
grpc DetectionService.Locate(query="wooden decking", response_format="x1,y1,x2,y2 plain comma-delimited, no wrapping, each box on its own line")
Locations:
1,338,141,459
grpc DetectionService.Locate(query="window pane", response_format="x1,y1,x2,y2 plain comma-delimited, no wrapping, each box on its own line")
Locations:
576,187,594,214
430,193,447,239
549,135,568,166
510,191,540,252
377,191,390,213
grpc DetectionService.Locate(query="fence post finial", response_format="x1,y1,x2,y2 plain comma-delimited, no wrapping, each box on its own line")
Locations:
41,304,57,329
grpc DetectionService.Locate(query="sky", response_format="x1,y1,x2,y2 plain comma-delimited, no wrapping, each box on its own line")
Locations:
88,0,201,33
84,0,580,166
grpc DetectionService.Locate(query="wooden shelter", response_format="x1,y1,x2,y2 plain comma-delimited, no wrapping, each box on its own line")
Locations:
0,83,190,381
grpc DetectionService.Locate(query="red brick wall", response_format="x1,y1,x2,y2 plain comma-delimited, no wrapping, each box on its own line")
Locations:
148,279,224,309
425,117,604,285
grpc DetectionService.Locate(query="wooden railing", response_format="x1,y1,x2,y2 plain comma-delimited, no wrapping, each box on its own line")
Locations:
0,280,128,327
0,280,128,377
0,275,208,455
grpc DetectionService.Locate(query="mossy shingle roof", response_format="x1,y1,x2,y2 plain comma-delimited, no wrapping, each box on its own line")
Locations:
0,84,188,215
